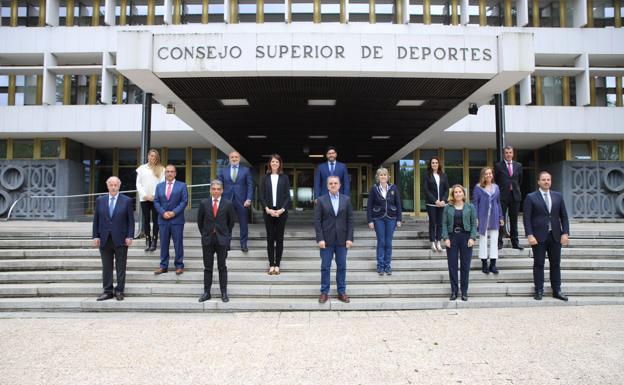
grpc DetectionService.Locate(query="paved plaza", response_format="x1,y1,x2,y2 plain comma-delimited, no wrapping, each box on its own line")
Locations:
0,305,622,385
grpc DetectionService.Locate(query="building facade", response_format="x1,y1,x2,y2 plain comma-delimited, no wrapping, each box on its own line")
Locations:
0,0,623,219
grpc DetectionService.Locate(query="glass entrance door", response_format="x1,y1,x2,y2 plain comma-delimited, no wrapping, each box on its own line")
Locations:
283,166,315,210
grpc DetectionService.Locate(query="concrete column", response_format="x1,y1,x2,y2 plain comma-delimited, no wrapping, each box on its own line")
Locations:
42,53,57,106
104,0,116,25
101,52,113,104
573,0,587,27
164,0,173,24
574,54,590,106
460,0,469,25
520,76,532,105
516,0,528,26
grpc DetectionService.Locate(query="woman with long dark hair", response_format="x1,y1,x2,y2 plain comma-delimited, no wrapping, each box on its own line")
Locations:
259,154,291,275
424,156,449,252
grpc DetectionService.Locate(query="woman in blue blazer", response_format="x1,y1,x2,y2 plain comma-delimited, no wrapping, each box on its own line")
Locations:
367,167,402,275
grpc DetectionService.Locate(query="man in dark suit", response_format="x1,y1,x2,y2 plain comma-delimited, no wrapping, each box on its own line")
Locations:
153,165,188,275
495,146,524,250
218,151,253,252
197,180,237,303
315,176,354,304
314,146,350,200
523,171,570,301
92,176,134,301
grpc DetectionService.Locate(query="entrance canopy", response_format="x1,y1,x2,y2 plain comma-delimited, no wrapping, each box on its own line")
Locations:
117,26,534,164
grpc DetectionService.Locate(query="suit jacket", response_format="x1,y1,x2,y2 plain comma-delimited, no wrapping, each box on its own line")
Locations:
314,193,354,247
423,172,450,205
197,197,237,248
92,193,135,248
314,161,350,199
218,165,254,206
523,190,570,243
494,160,523,202
260,173,291,211
153,180,188,225
366,183,402,223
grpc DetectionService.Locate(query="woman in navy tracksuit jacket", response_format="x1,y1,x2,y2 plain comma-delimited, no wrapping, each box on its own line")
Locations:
367,167,402,275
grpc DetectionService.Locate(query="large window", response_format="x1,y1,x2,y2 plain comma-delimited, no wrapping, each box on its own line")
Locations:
571,141,592,160
468,150,487,194
191,148,212,208
597,141,621,161
444,149,464,188
399,156,415,212
0,139,7,159
12,139,34,159
41,139,61,158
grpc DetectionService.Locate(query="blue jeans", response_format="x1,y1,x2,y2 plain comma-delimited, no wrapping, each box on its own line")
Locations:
446,231,473,295
320,245,347,295
373,218,396,272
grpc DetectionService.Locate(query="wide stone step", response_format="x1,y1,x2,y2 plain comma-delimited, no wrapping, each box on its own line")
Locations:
1,282,622,298
0,295,623,312
0,238,621,249
1,258,623,272
1,269,622,284
0,247,620,260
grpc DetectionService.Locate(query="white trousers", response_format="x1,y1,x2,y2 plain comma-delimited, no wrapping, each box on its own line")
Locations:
479,229,499,260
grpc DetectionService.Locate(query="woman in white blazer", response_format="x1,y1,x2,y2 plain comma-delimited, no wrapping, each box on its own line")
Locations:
136,149,165,252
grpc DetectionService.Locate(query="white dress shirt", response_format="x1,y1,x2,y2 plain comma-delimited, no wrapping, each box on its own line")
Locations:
270,174,279,207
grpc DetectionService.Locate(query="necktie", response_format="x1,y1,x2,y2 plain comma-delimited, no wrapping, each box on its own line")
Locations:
109,196,116,217
213,199,218,217
166,182,173,200
507,162,513,191
543,193,551,213
330,162,335,175
232,166,238,182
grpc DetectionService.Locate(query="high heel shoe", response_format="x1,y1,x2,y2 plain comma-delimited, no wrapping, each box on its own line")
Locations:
274,266,280,275
268,266,275,275
435,241,442,252
431,242,437,252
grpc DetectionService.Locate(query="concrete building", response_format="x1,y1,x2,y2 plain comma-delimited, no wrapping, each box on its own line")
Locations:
0,0,623,219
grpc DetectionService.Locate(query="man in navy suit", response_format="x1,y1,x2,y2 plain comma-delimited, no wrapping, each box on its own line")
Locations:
315,176,354,304
523,171,570,301
154,165,188,275
92,176,134,301
218,151,253,252
314,146,350,200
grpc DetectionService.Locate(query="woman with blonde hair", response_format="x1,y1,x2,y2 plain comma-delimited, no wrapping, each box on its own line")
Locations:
136,149,165,252
442,184,477,301
472,167,504,274
367,167,402,275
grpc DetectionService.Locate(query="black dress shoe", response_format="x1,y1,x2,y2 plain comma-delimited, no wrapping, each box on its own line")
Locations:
512,244,524,251
115,292,124,301
553,291,569,302
534,291,543,300
221,293,230,302
198,292,211,302
96,293,114,301
461,294,468,301
449,293,458,301
498,243,503,250
241,246,248,252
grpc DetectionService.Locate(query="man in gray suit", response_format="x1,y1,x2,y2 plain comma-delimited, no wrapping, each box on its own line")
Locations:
314,176,354,304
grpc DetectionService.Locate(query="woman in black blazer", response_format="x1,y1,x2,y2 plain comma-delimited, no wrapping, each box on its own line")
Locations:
424,156,450,252
260,154,291,275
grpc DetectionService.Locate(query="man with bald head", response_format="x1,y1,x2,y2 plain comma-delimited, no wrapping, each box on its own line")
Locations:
92,176,135,301
218,151,253,252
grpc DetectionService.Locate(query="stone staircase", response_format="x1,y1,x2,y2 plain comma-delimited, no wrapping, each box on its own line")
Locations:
0,221,623,312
